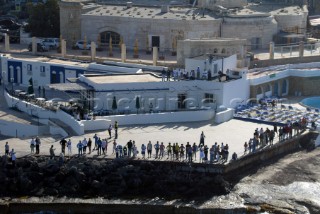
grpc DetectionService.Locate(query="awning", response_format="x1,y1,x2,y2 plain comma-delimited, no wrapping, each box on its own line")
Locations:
48,83,93,91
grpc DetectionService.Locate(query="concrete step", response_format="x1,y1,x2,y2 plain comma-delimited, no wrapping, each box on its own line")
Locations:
49,118,78,137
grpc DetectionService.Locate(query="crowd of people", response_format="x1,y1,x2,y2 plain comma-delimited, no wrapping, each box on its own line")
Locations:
2,119,308,167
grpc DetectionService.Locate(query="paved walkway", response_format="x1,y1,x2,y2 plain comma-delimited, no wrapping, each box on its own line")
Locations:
0,119,275,163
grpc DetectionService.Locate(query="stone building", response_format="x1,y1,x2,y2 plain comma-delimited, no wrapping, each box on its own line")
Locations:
59,0,308,53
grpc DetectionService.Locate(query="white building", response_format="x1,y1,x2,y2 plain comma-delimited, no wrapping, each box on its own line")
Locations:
56,70,249,115
185,54,238,79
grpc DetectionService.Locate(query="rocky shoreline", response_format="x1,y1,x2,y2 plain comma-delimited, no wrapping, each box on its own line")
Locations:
0,155,231,200
0,132,319,213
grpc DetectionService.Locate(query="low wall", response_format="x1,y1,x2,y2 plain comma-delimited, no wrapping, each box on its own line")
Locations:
250,55,320,68
0,119,40,138
80,119,111,131
102,110,215,126
215,108,234,124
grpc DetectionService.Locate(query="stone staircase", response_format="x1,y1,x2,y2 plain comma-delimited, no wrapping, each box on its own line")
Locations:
49,118,78,137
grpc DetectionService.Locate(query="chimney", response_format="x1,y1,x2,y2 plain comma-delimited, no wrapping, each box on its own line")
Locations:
127,2,133,8
161,5,169,13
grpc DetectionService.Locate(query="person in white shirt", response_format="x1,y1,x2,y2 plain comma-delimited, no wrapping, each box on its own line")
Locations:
102,139,107,155
82,138,88,154
67,139,72,156
30,138,35,154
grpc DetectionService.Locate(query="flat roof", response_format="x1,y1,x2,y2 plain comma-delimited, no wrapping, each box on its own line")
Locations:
84,6,218,20
231,3,304,17
48,82,93,91
86,74,160,84
2,54,89,68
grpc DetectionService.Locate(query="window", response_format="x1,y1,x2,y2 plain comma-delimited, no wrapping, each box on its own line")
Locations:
178,94,186,109
27,64,32,75
40,66,46,77
100,31,121,45
214,64,218,74
27,64,32,71
204,93,214,103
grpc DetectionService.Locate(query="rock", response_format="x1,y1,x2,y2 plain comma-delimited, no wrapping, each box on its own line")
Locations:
44,187,59,196
44,164,60,176
18,176,33,192
91,180,103,190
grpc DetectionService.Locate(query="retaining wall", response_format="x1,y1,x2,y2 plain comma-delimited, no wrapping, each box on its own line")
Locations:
103,110,215,126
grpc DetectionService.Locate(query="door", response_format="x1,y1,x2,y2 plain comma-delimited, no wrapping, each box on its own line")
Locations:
178,94,186,109
152,36,160,49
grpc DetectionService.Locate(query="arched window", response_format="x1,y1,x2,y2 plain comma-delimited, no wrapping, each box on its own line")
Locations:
9,66,14,82
257,86,263,95
221,48,226,54
51,71,57,84
264,84,271,92
213,48,218,53
100,31,121,45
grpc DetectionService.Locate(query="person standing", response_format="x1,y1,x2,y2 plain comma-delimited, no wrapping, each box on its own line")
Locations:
108,124,112,138
30,138,35,154
161,68,166,82
60,138,67,155
77,140,83,157
185,142,191,160
199,131,205,147
147,141,152,158
112,140,117,154
10,149,16,167
102,138,107,155
35,136,41,154
210,145,215,163
127,140,133,157
273,124,278,136
187,146,193,163
50,145,55,159
82,138,88,154
141,144,146,159
166,142,172,160
93,134,98,151
192,142,198,161
154,141,160,159
244,141,248,154
159,142,165,159
97,137,102,156
87,138,92,154
199,146,205,163
114,121,118,139
179,144,185,161
5,142,9,156
67,139,72,156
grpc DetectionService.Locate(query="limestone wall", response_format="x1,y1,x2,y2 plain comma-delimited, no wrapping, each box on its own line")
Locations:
198,0,248,9
177,38,247,65
222,16,278,50
59,1,83,46
81,15,222,51
274,10,308,34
